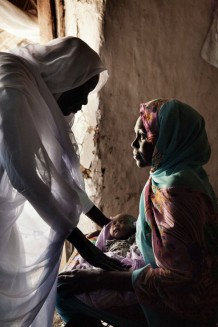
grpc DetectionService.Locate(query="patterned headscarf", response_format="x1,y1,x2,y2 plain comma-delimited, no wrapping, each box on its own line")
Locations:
140,98,168,145
140,99,214,198
134,101,218,324
140,99,169,170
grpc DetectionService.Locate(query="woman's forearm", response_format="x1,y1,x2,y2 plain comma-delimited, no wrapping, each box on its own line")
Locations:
67,228,124,270
86,205,110,227
67,227,90,249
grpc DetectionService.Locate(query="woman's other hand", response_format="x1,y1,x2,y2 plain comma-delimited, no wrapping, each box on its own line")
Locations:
58,269,102,294
58,269,133,294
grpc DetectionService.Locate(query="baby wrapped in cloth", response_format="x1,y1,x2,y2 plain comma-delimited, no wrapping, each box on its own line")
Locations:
61,214,146,309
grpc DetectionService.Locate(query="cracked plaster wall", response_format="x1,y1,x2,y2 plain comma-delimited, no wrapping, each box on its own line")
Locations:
65,0,106,233
65,0,218,228
99,0,218,218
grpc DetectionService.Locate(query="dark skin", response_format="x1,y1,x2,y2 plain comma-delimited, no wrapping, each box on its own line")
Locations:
131,117,155,168
58,116,155,291
67,207,123,271
57,75,100,116
58,75,123,271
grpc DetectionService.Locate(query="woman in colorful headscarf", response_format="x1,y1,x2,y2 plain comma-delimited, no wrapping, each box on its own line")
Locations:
0,36,124,327
59,99,218,327
131,98,218,326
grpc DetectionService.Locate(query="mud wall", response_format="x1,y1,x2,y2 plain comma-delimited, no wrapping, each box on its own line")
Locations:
99,0,218,217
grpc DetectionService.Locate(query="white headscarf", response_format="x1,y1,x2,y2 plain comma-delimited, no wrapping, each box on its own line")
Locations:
0,37,108,327
10,36,108,93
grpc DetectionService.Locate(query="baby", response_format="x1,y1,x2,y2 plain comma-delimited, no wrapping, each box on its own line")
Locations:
62,213,143,273
57,214,145,325
104,213,136,257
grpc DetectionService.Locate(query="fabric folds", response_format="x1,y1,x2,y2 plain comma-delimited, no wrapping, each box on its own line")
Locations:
0,37,108,327
133,99,218,323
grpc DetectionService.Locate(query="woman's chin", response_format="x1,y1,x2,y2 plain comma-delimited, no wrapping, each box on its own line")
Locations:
61,105,82,116
134,158,146,168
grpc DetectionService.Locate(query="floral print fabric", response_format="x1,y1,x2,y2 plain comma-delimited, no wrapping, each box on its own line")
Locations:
133,99,218,323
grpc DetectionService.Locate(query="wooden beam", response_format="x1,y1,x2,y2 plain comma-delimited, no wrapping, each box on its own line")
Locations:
37,0,56,43
55,0,65,38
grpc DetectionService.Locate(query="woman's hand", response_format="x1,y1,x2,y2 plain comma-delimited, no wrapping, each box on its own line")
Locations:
80,243,125,270
58,269,133,294
67,228,124,271
58,269,102,294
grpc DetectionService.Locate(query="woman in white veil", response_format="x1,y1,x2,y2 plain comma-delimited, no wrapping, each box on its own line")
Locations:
0,36,120,327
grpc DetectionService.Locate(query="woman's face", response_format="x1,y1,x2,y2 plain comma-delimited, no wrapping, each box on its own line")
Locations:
131,117,155,168
57,74,99,116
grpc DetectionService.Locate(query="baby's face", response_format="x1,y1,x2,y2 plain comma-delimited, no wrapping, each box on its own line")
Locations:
110,216,135,240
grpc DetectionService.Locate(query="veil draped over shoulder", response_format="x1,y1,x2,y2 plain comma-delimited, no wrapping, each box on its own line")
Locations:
0,37,108,327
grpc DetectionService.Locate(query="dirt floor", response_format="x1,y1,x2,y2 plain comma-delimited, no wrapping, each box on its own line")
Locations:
53,311,65,327
53,311,112,327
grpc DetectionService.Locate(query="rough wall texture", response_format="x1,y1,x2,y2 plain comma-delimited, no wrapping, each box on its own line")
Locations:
99,0,218,217
65,0,106,233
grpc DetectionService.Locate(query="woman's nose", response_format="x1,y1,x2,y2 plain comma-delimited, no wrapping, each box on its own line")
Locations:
131,138,138,149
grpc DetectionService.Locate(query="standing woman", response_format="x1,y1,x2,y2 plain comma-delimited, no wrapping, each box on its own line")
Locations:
0,36,118,327
59,99,218,327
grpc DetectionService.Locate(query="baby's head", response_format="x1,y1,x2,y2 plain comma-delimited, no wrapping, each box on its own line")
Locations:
109,214,136,240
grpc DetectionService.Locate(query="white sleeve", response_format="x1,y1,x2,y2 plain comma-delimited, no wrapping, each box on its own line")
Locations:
74,187,94,214
0,88,81,233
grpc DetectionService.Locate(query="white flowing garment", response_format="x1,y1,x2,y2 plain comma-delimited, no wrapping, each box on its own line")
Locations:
0,37,108,327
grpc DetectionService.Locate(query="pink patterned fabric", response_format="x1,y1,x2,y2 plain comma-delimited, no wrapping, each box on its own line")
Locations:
140,99,168,145
133,99,218,324
134,178,218,323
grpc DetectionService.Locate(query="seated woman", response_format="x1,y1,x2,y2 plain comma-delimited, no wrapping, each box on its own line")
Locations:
57,99,218,327
57,214,146,326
